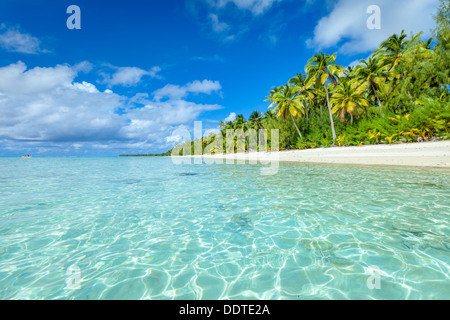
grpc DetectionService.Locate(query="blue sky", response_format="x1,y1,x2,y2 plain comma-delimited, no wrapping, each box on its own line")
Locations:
0,0,440,155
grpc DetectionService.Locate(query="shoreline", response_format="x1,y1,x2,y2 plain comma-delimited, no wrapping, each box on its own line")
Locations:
183,140,450,168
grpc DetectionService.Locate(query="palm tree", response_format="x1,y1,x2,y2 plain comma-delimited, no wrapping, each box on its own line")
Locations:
265,84,305,140
355,56,388,106
289,73,315,130
224,121,234,131
248,110,264,129
404,37,434,62
376,30,423,71
234,114,246,130
263,110,276,121
306,52,344,144
331,79,369,125
344,66,357,77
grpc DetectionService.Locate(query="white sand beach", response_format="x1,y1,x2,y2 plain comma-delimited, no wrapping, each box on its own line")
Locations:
188,141,450,168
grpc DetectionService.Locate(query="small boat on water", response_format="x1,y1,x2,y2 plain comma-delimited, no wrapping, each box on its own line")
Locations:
21,155,32,158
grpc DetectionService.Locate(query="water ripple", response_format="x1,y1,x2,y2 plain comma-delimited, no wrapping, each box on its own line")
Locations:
0,158,449,299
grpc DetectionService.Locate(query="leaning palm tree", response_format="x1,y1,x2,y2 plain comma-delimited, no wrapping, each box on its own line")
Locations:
306,52,344,144
265,84,305,140
331,79,369,125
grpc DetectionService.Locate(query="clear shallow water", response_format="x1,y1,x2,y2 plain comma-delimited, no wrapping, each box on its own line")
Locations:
0,157,449,300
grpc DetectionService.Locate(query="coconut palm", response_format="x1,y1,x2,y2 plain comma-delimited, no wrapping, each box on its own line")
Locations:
234,114,246,130
376,30,423,71
331,79,369,125
224,121,234,131
265,84,305,139
306,52,344,144
289,73,315,129
263,110,276,121
404,37,434,62
248,110,264,129
355,56,388,106
344,66,357,77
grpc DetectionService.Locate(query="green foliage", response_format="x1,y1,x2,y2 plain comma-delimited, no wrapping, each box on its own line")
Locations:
155,4,449,157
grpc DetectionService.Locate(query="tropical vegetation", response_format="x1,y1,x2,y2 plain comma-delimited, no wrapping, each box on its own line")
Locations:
156,1,450,156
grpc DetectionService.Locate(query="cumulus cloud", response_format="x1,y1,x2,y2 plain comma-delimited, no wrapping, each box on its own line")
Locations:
102,65,161,87
307,0,439,54
0,62,223,154
0,25,47,54
153,79,222,101
0,61,75,94
121,100,222,141
224,112,237,122
73,81,100,93
0,62,124,142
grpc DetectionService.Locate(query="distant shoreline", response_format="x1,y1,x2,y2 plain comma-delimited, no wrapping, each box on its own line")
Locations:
170,141,450,168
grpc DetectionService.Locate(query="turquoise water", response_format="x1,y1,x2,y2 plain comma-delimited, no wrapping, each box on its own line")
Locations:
0,157,449,300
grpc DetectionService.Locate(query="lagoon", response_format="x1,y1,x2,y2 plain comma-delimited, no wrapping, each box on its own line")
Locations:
0,157,449,299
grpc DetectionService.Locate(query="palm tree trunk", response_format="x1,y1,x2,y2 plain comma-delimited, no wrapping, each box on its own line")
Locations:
370,82,384,117
350,112,354,125
324,85,337,144
305,106,309,133
371,82,382,106
290,113,303,140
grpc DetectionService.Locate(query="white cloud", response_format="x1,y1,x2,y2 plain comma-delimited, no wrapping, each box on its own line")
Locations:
0,62,124,142
211,0,282,15
307,0,439,54
148,66,162,77
153,84,187,101
153,79,222,101
209,13,230,32
0,25,47,54
195,0,281,42
348,59,362,68
72,61,94,74
166,134,182,143
73,81,99,93
204,128,221,136
0,61,76,94
102,66,161,87
186,79,222,94
224,112,237,122
121,100,222,141
0,61,222,154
